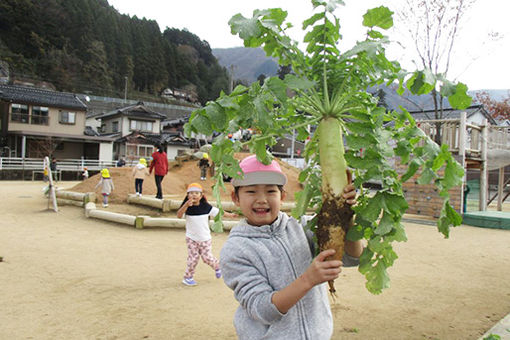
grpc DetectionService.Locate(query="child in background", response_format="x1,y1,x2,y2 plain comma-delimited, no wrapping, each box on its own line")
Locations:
82,167,89,180
95,168,114,208
50,157,58,181
220,155,363,339
176,183,238,286
198,153,210,181
149,144,168,199
132,158,150,196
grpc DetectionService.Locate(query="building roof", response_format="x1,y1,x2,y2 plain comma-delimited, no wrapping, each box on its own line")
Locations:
97,101,167,120
407,104,498,125
0,84,87,111
115,131,191,147
115,131,161,144
8,130,115,142
162,132,191,146
161,115,190,129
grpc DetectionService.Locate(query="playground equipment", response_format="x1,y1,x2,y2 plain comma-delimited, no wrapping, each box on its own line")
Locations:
418,112,510,212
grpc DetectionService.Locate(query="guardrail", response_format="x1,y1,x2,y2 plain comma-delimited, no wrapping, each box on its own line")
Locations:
0,157,118,171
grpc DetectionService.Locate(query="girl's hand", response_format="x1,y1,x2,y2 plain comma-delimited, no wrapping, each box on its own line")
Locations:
343,169,357,205
224,211,239,219
302,249,342,288
342,184,357,206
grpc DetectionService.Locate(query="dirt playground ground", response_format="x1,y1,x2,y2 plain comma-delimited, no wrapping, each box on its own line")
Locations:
1,180,510,340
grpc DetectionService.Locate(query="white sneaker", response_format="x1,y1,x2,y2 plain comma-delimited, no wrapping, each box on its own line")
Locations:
102,203,108,208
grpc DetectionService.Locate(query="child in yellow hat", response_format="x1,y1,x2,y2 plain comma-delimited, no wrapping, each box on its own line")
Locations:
198,153,210,181
132,158,150,197
95,168,114,207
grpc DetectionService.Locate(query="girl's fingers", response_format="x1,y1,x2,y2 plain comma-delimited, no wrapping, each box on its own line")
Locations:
343,184,355,194
346,169,352,184
342,184,357,205
316,249,335,262
322,260,342,269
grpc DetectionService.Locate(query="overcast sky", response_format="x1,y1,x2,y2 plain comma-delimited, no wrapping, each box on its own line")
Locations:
107,0,510,91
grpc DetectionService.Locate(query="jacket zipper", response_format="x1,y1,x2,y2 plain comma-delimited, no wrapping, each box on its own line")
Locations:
274,235,310,340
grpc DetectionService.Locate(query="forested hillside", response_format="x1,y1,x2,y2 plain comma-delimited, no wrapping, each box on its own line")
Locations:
0,0,229,104
213,47,278,84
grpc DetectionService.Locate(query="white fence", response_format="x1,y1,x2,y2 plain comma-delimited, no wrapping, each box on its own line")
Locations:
0,157,118,171
281,158,307,169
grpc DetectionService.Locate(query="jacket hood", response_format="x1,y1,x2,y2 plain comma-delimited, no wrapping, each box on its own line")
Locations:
136,163,146,170
228,212,289,239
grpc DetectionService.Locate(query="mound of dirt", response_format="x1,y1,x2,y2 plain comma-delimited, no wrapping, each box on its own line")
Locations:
70,154,303,204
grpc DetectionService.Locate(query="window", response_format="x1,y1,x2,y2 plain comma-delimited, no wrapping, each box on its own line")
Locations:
130,119,153,132
126,143,153,158
31,106,49,125
59,111,76,124
11,103,29,123
112,121,119,133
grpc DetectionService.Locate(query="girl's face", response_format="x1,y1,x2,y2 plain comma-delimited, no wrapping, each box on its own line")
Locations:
187,191,202,204
232,184,285,226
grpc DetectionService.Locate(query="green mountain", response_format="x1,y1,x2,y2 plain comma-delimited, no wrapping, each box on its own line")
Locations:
0,0,229,104
212,47,278,84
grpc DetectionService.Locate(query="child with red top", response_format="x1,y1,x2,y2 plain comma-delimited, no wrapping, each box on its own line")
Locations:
149,144,168,199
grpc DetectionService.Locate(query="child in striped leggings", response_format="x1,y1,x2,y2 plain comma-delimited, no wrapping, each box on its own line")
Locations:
176,183,237,286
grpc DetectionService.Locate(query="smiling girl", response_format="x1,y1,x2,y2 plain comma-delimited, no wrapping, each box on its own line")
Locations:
177,183,237,286
220,155,363,339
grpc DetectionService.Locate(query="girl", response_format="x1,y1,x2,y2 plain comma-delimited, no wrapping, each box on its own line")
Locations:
198,153,210,181
95,168,114,208
81,167,89,180
149,144,168,199
220,155,362,339
132,158,150,196
176,183,237,286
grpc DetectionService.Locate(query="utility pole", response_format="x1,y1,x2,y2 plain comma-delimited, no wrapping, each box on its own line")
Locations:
124,76,128,103
290,129,295,159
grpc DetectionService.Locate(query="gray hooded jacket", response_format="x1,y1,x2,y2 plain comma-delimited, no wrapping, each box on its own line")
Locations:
220,212,359,340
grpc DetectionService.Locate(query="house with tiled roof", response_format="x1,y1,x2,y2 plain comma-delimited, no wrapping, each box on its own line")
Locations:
407,104,498,126
94,102,192,161
0,84,114,160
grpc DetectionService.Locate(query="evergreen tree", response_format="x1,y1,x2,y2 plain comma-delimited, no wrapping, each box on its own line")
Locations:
0,0,230,103
83,40,113,93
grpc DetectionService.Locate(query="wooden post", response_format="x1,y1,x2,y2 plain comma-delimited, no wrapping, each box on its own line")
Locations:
88,210,137,226
497,167,504,211
458,113,466,213
85,202,96,217
480,119,488,211
56,198,84,207
56,190,87,201
135,216,145,229
44,156,58,212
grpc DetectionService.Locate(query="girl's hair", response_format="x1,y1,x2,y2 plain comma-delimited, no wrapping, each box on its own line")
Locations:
180,192,208,207
233,185,285,197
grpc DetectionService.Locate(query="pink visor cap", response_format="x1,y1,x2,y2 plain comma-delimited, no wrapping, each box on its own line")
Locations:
232,155,287,187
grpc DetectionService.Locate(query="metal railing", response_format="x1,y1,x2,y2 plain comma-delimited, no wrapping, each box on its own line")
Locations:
0,157,117,171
